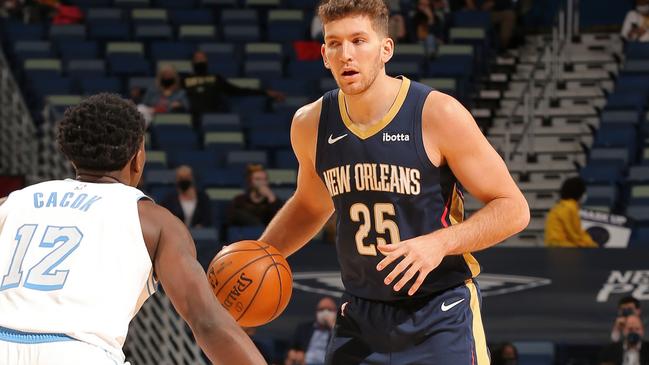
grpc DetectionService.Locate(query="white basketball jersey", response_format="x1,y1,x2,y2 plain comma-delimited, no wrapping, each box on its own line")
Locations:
0,179,156,362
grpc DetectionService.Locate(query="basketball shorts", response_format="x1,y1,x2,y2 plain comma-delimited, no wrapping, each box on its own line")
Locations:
0,326,125,365
325,279,490,365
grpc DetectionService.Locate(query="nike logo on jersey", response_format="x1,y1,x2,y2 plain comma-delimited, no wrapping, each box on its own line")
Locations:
328,133,348,144
441,298,465,312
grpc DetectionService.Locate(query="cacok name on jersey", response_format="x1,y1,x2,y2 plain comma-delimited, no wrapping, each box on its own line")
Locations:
322,163,421,197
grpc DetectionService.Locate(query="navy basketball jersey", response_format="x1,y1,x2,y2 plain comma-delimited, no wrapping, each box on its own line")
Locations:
315,77,481,301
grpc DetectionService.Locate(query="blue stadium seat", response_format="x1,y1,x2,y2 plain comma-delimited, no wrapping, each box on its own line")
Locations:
628,166,649,183
588,147,632,167
267,78,313,96
88,22,131,41
226,150,268,167
4,22,45,40
599,110,641,125
605,92,647,111
244,60,283,79
154,0,197,7
287,60,328,80
169,9,215,25
86,8,123,23
152,125,199,150
108,54,151,76
243,112,291,130
208,58,240,77
67,59,106,78
202,113,242,132
201,168,246,187
249,130,291,149
274,149,297,169
593,124,637,150
78,77,123,95
625,42,649,60
150,41,195,61
27,76,74,99
630,227,649,247
226,225,265,242
223,25,261,43
231,95,269,115
452,10,492,29
168,150,219,170
584,185,617,207
221,9,259,25
580,165,623,185
386,61,423,79
134,25,173,41
58,40,99,60
427,56,474,78
144,168,176,186
49,25,86,41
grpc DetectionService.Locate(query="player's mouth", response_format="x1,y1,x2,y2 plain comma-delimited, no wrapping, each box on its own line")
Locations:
341,70,359,80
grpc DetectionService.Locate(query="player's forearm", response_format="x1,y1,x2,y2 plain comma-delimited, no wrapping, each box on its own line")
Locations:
260,196,332,257
442,195,529,255
192,320,266,365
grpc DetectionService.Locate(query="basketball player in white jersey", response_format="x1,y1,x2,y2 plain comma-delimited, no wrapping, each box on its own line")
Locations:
0,94,266,365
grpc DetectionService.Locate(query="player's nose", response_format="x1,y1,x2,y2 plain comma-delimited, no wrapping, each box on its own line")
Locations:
339,41,353,61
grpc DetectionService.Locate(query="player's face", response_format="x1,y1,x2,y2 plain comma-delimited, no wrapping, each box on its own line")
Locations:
321,15,393,95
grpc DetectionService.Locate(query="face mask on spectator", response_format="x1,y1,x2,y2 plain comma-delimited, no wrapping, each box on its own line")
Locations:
638,5,649,14
177,179,192,192
627,332,641,346
193,62,209,75
316,309,336,325
160,78,175,88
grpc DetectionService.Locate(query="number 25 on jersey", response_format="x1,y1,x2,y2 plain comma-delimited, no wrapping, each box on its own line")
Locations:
350,203,400,256
1,224,83,291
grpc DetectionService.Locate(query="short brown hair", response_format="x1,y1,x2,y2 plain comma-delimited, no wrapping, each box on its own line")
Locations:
317,0,389,36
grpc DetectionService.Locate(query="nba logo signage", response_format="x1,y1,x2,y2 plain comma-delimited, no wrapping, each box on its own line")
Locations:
580,209,631,248
597,270,649,302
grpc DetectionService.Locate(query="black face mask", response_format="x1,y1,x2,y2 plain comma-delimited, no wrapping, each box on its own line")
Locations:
177,179,192,192
627,332,642,346
193,62,208,75
160,78,175,88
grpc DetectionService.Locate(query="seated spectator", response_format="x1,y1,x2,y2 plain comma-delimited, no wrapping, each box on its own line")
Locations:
621,0,649,42
184,51,285,119
388,2,407,43
599,315,649,365
285,296,337,365
544,177,598,248
227,164,283,227
611,296,643,343
491,342,518,365
413,10,438,58
161,165,212,228
141,64,189,117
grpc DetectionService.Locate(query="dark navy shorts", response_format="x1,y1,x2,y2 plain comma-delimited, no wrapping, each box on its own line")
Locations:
325,279,490,365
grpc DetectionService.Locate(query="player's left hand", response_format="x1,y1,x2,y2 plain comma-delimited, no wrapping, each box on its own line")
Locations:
376,234,447,296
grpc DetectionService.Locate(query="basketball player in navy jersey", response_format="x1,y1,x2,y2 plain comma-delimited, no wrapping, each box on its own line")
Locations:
260,0,530,363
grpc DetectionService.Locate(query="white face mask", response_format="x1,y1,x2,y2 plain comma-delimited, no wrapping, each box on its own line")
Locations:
316,309,336,325
637,4,649,14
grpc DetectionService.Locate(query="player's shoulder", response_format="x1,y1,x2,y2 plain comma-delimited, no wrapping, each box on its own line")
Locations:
423,90,465,118
292,97,323,128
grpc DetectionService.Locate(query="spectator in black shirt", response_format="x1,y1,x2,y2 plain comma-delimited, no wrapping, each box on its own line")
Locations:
226,164,283,227
184,51,285,119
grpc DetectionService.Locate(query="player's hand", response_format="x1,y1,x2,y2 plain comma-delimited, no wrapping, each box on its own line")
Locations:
376,233,447,296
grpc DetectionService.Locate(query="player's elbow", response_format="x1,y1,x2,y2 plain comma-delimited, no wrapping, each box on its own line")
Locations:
512,194,530,234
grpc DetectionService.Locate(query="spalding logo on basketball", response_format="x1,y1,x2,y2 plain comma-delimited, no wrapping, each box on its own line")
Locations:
207,240,292,327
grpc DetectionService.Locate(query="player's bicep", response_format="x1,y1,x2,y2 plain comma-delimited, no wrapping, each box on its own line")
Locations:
427,94,522,204
289,101,334,215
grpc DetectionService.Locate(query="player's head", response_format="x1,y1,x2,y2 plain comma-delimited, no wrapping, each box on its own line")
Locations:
619,296,641,316
57,93,146,187
318,0,393,95
559,177,586,201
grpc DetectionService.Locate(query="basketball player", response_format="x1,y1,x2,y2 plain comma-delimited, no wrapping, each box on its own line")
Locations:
0,94,265,365
259,0,530,363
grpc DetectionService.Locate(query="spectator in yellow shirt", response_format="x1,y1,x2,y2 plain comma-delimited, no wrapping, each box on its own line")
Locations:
544,177,598,247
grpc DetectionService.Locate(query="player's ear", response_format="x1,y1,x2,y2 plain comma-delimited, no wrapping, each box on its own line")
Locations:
132,140,146,175
381,36,394,64
321,44,331,70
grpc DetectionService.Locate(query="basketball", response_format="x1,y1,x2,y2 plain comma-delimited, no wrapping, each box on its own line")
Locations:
206,240,292,327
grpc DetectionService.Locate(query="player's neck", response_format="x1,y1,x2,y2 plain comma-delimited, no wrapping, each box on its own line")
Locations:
342,75,402,127
76,169,127,185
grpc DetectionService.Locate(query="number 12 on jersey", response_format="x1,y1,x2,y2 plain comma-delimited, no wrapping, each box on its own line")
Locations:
1,224,83,291
350,203,400,256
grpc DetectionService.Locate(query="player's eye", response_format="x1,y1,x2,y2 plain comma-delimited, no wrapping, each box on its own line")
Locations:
353,38,365,44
